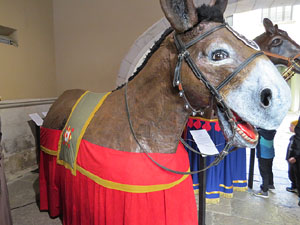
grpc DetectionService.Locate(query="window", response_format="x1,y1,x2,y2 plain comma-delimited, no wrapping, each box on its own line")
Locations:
261,6,293,23
0,25,18,47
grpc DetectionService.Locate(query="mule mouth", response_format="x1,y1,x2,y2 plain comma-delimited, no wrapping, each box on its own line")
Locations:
232,111,258,144
217,108,258,148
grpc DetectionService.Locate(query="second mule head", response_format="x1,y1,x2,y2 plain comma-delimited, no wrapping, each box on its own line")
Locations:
254,18,300,77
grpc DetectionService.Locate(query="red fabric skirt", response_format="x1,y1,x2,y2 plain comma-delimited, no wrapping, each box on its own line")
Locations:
39,127,198,225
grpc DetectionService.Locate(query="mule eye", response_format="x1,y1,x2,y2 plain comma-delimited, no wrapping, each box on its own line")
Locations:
271,38,282,47
211,50,229,61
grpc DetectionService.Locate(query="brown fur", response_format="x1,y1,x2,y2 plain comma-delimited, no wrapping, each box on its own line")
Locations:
43,21,261,153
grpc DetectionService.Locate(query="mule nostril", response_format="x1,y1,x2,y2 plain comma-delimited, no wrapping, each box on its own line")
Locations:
260,88,272,108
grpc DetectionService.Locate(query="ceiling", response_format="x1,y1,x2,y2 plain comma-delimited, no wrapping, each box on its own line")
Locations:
194,0,300,16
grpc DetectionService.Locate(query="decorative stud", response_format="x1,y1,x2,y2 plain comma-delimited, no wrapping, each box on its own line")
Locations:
176,80,180,86
178,83,183,91
179,91,184,97
184,104,189,110
192,111,197,116
200,111,204,116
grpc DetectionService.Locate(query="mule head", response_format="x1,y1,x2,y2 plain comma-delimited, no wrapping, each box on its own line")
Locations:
161,0,291,148
254,18,300,73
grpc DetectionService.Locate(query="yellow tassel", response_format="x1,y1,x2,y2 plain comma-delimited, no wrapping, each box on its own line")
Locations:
233,187,247,192
220,192,233,198
206,198,220,204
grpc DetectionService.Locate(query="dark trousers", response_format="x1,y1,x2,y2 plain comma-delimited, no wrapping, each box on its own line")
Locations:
289,159,300,197
288,163,297,189
258,158,274,192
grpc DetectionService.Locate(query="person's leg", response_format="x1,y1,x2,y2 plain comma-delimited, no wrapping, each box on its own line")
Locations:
293,160,300,206
268,158,274,188
287,163,298,192
258,158,269,192
254,158,269,198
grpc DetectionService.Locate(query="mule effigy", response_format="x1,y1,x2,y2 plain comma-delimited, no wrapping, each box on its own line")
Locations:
39,1,292,224
254,18,300,80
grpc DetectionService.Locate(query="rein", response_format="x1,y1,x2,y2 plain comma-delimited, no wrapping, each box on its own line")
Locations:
125,23,264,174
263,51,300,81
124,83,222,175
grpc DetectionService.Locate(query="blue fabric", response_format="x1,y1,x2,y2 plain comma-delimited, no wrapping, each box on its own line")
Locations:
184,118,247,200
256,136,275,159
256,128,276,159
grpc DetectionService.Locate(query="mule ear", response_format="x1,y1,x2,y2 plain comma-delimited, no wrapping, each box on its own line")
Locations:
263,18,275,34
209,0,228,15
160,0,198,33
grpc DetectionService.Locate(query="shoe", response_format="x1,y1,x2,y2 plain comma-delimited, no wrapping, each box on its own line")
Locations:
253,190,269,198
268,185,275,193
286,187,297,193
268,185,275,190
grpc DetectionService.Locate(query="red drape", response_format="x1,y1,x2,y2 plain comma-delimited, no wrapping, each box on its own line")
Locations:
39,127,198,225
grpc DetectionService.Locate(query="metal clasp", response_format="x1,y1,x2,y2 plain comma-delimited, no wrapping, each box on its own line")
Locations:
178,50,190,59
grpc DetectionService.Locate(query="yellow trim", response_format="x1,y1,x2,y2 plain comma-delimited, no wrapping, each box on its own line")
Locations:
72,92,111,175
219,184,233,189
76,165,190,193
57,91,89,169
189,116,218,122
194,182,245,193
206,191,220,195
41,146,57,156
57,92,111,175
233,180,247,184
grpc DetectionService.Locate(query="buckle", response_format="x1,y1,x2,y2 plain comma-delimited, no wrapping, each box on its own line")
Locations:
178,50,189,59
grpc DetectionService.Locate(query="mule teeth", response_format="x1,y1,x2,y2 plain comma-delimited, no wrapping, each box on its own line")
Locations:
236,126,257,144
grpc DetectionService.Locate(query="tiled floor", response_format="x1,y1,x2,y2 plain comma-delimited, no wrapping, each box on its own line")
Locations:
6,112,300,225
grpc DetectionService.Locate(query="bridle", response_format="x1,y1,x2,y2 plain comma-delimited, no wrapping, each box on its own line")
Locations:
263,51,300,81
125,23,264,175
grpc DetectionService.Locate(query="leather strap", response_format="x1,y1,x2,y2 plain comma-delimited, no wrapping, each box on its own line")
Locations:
216,51,264,91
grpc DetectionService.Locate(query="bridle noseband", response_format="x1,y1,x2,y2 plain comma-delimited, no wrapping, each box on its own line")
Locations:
125,23,265,174
173,23,264,117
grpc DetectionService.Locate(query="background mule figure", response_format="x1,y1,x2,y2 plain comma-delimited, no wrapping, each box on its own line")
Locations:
39,0,291,224
254,18,300,80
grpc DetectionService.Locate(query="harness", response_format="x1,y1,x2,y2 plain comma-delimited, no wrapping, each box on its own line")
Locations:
263,51,300,81
125,23,264,175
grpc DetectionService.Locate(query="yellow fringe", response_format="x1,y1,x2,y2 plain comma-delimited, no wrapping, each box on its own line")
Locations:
233,186,248,192
220,192,233,198
206,198,220,204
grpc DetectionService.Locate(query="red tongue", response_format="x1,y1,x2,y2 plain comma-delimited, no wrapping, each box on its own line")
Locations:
233,112,257,140
237,122,257,140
